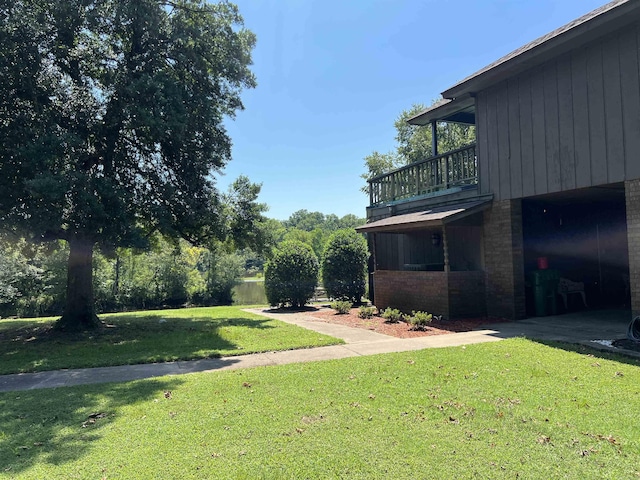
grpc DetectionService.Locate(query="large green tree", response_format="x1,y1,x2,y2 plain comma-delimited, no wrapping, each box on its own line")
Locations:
221,176,272,255
361,103,476,193
0,0,256,329
264,241,319,309
321,229,368,304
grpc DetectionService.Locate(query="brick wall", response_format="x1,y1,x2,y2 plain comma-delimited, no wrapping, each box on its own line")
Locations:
483,200,526,319
626,179,640,317
373,270,488,319
373,270,449,317
448,271,487,318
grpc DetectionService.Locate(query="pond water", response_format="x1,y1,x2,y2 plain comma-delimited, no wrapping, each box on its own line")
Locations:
233,280,267,305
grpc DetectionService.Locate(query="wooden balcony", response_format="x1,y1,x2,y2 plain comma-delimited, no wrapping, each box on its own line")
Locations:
368,144,478,207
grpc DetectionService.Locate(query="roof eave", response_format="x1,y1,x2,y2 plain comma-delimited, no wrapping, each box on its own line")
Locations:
407,94,475,126
356,200,491,233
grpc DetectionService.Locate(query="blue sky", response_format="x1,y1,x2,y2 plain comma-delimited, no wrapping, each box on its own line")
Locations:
219,0,607,220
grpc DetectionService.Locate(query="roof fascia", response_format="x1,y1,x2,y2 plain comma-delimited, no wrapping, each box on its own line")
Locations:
407,94,475,126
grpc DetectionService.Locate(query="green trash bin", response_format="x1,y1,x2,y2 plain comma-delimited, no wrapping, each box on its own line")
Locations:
531,269,559,316
533,283,547,316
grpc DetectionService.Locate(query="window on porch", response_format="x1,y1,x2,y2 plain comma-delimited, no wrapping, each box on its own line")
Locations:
374,223,482,273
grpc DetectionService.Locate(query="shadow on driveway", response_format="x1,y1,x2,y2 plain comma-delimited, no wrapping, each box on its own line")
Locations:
481,309,640,359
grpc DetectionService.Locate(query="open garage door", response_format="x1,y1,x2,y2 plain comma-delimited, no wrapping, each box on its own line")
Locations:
522,183,630,316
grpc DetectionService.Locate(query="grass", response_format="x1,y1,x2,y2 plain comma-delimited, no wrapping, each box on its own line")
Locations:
0,306,342,375
2,338,640,479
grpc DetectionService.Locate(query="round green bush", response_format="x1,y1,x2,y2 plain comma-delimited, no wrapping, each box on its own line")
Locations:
321,229,369,303
264,241,319,308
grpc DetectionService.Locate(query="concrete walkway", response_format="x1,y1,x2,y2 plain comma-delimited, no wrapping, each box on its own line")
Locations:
1,308,636,392
0,309,503,392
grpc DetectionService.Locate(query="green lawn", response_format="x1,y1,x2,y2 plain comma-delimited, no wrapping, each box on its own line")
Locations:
2,338,640,479
0,306,342,374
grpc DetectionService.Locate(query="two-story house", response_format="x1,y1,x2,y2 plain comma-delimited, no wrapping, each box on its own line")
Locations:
357,0,640,321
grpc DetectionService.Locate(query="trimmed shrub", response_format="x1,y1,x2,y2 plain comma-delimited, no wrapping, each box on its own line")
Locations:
407,311,433,331
321,229,369,303
331,300,352,314
358,305,376,319
264,241,319,308
381,307,402,323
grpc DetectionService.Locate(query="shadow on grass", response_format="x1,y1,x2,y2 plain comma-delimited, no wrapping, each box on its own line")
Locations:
0,377,185,474
0,315,278,374
0,318,47,330
107,313,275,331
532,339,640,368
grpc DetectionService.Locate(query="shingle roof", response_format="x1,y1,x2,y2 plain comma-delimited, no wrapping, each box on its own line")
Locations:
356,200,490,232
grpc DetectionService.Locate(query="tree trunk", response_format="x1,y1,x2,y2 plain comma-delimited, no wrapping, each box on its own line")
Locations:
113,253,120,297
55,237,100,331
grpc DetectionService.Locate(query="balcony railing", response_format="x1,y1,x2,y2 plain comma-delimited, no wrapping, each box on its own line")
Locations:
368,143,477,207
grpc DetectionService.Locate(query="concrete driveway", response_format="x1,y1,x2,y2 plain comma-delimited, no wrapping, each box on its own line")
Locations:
483,309,631,344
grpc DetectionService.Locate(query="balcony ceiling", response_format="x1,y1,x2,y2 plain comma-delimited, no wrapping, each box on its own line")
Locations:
407,95,475,126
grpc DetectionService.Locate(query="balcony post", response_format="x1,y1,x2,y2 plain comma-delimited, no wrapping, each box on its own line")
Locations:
391,174,396,201
442,226,450,273
445,154,450,189
431,121,438,157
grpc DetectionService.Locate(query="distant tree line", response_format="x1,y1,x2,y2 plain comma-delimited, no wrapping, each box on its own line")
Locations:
266,209,365,260
0,209,365,318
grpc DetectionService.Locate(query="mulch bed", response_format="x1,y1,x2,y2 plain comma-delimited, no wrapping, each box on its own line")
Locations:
300,306,509,339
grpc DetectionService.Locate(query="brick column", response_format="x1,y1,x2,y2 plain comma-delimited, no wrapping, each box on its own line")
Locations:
483,199,526,319
626,179,640,317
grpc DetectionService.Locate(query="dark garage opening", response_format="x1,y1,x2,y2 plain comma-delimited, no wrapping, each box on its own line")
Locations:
522,184,630,316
